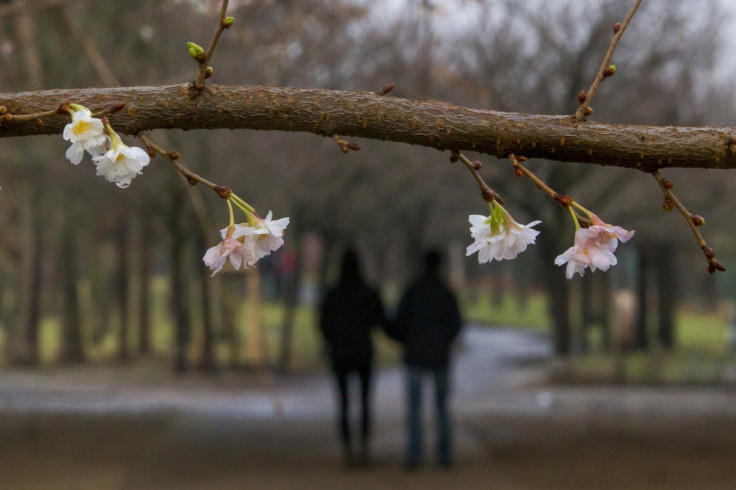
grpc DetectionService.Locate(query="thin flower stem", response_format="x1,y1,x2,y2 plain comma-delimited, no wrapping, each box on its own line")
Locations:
227,198,234,227
137,132,220,192
575,0,643,121
229,196,252,217
456,152,503,203
229,193,256,214
652,170,725,272
1,108,56,123
194,0,230,91
509,154,591,226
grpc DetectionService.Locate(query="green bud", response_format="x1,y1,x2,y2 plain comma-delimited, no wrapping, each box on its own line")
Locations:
204,66,214,79
187,42,205,59
223,16,235,28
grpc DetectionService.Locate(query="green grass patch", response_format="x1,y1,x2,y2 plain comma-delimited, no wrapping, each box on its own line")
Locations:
461,292,549,330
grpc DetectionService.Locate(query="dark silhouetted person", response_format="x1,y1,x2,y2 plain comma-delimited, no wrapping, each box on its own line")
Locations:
391,250,462,469
319,249,385,466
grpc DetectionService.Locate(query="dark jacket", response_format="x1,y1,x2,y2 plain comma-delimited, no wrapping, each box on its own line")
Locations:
319,256,385,367
392,271,462,368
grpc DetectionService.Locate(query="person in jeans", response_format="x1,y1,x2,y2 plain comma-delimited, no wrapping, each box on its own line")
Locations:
390,250,462,469
320,248,385,466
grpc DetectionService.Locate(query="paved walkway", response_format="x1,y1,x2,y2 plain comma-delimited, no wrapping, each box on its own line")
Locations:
1,327,735,489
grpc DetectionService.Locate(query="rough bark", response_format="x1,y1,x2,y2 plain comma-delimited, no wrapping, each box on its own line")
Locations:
1,84,736,171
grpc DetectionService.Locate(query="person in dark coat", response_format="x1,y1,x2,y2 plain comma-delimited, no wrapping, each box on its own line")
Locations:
391,250,462,469
319,248,386,466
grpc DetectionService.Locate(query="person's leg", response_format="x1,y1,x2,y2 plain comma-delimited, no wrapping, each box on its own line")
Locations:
332,362,352,463
406,366,423,468
357,362,372,464
433,366,452,467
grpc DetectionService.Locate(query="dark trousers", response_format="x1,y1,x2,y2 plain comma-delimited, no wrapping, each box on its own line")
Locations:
331,360,372,458
406,365,452,467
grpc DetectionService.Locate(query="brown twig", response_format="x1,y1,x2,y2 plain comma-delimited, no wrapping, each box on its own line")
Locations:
652,170,725,273
575,0,643,121
454,151,503,204
509,154,591,226
193,0,231,91
138,132,221,195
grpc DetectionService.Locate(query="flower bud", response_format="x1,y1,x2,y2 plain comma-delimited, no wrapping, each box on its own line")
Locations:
168,152,180,160
378,83,395,95
613,22,622,34
204,66,214,79
187,177,198,186
704,247,715,259
584,107,594,116
515,168,524,178
516,155,527,162
663,179,674,189
473,160,482,170
603,65,616,77
577,90,586,103
33,118,43,126
340,146,349,154
662,197,674,212
187,41,205,59
347,142,361,151
222,16,235,28
691,215,705,226
481,188,494,202
708,263,716,274
146,147,156,158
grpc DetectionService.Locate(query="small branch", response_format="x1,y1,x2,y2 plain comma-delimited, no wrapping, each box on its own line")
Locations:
193,0,231,91
652,170,726,273
509,154,590,226
575,0,643,121
454,151,503,203
137,132,222,195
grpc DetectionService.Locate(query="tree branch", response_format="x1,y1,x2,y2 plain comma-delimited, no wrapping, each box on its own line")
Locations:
1,83,735,171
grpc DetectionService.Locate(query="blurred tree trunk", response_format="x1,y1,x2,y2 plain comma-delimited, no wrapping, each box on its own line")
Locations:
657,244,676,349
197,235,215,371
635,248,650,351
59,224,84,363
117,220,130,362
580,273,593,353
277,239,304,373
538,229,570,356
171,235,190,372
13,183,42,366
138,225,153,354
600,272,612,352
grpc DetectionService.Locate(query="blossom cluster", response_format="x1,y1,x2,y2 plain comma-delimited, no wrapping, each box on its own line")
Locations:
63,104,149,188
203,210,290,276
466,200,633,279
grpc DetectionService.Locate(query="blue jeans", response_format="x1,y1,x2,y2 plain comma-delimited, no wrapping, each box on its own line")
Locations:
406,365,452,467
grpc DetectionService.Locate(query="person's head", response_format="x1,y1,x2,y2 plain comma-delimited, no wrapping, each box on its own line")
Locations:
339,247,363,284
423,249,442,273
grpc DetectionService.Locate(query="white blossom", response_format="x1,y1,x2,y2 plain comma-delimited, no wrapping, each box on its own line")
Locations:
62,106,106,164
555,220,634,279
230,211,290,259
93,137,150,188
465,207,541,264
203,237,256,276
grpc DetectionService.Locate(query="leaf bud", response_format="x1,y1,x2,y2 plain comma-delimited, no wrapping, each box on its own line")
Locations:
603,65,616,77
481,188,494,202
347,142,361,151
708,263,716,274
704,247,715,259
717,262,727,272
584,107,594,116
663,179,674,189
168,152,181,160
111,102,126,113
662,197,674,212
187,41,205,59
340,146,349,154
33,119,43,126
691,215,705,227
204,66,214,79
613,22,622,34
378,83,395,96
187,177,198,186
516,155,527,162
577,90,586,103
146,147,156,158
515,168,524,178
222,16,235,28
